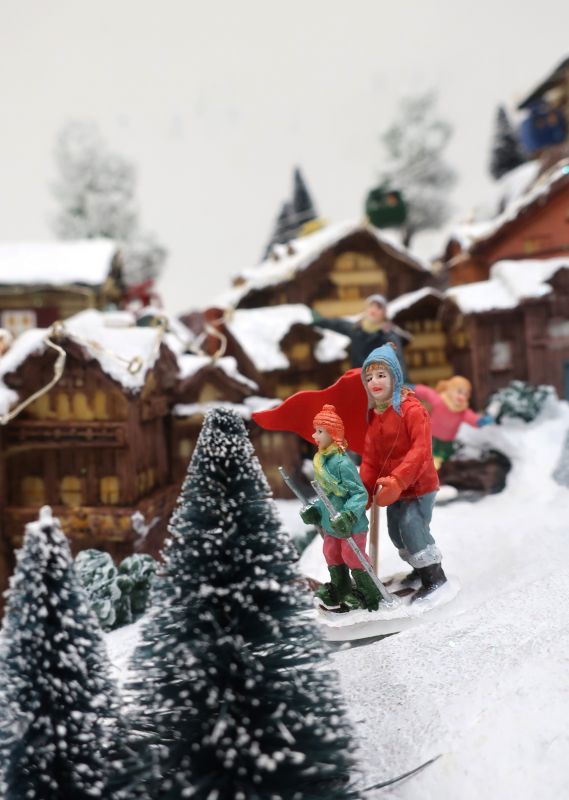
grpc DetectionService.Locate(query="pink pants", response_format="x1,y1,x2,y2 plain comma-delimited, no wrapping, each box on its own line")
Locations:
323,531,370,570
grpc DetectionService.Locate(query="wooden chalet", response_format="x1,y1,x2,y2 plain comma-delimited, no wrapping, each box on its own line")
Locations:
388,288,453,387
445,162,569,286
0,240,123,337
441,257,569,406
171,353,303,499
0,310,181,607
205,304,352,399
225,220,432,316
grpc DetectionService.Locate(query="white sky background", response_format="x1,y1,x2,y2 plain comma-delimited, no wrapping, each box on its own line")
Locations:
0,0,568,313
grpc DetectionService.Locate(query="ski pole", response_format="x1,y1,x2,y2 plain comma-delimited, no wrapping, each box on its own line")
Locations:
278,467,325,538
310,481,398,606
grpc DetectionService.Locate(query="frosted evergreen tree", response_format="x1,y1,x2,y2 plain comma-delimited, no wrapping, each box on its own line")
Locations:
52,120,167,285
120,408,357,799
292,167,318,227
489,105,526,180
263,167,318,258
0,507,120,800
379,92,457,247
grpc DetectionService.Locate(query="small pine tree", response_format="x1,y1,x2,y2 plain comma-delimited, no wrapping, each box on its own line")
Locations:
263,167,318,258
292,167,318,226
489,105,526,180
379,91,457,247
121,408,357,799
52,120,167,285
0,507,120,800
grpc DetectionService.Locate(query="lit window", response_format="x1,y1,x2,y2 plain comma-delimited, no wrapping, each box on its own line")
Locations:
179,438,193,459
1,309,37,337
61,476,83,507
21,477,45,505
100,476,120,505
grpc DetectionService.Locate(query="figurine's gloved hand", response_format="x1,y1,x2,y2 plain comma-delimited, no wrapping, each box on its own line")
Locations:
476,415,494,427
330,509,357,537
300,503,321,525
374,476,402,507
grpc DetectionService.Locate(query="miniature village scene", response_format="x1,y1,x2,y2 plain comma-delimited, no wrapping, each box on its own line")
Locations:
1,5,569,798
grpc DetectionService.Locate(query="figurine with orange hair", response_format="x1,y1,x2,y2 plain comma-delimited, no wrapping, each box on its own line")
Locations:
414,377,494,470
300,404,381,612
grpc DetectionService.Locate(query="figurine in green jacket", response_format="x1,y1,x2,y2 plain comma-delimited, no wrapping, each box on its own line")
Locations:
299,404,381,611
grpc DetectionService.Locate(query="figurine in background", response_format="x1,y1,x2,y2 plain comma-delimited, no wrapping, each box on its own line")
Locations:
414,377,493,469
300,404,381,611
360,344,446,600
311,293,410,375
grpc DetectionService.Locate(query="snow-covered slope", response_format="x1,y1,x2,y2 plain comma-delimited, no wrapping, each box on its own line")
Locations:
106,399,569,798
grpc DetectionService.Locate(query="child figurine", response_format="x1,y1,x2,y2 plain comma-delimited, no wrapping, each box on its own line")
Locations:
300,404,381,612
360,344,446,600
414,377,493,470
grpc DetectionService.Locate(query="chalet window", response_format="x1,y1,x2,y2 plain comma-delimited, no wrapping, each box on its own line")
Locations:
289,342,311,363
147,467,156,489
548,319,569,339
179,438,193,459
100,476,120,505
27,394,53,420
490,341,513,371
61,476,83,507
1,309,37,337
72,392,95,421
94,390,109,420
21,477,45,506
56,392,72,421
338,286,360,300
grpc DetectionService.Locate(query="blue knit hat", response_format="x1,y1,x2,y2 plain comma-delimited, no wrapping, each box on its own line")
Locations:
361,344,404,415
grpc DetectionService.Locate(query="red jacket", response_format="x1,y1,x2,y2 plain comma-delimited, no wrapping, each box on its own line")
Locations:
360,394,439,502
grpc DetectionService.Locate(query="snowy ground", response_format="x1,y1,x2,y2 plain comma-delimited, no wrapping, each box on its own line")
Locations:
107,400,569,799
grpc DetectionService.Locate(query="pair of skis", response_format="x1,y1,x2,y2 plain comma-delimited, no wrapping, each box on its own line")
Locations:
278,467,398,607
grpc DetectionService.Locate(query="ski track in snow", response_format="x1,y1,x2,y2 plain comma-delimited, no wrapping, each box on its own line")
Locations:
106,401,569,799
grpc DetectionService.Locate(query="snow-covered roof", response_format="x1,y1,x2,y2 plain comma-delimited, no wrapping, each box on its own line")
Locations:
216,220,428,308
446,257,569,314
0,309,171,417
388,286,444,318
172,395,279,419
225,304,350,372
176,353,258,391
0,240,118,286
449,162,569,254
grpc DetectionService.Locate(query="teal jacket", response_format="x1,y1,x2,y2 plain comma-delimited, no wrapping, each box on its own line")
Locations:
313,451,369,535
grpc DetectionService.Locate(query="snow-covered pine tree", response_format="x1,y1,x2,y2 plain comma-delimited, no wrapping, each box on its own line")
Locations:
0,507,120,800
120,408,357,799
292,167,318,227
379,92,457,247
52,120,167,285
262,167,318,258
489,105,526,180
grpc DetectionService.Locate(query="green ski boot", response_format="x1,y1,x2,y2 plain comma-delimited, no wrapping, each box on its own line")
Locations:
316,564,361,610
352,568,382,612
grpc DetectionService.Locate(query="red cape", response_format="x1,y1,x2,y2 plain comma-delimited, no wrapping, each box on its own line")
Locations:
252,368,370,455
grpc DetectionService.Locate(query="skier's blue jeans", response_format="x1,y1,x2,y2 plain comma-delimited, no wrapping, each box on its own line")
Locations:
386,491,442,568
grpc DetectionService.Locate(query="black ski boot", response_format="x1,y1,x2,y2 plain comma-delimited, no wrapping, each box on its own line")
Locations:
400,568,422,587
315,564,359,610
412,563,447,602
351,569,381,612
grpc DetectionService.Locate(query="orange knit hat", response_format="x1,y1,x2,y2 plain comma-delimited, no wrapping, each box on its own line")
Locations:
313,404,346,448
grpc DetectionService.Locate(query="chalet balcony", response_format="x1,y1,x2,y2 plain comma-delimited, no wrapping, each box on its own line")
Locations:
3,420,127,448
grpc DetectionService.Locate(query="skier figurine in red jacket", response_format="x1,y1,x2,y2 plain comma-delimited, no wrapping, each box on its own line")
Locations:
360,343,447,599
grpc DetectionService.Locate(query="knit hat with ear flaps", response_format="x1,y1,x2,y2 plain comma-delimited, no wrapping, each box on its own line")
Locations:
365,293,387,308
313,404,346,448
361,342,404,415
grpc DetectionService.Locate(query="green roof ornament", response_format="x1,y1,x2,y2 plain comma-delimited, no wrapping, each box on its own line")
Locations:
365,184,407,228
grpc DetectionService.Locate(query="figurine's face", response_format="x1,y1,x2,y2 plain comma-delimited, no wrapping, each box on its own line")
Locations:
313,426,333,450
365,365,393,404
446,385,469,411
366,301,386,325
